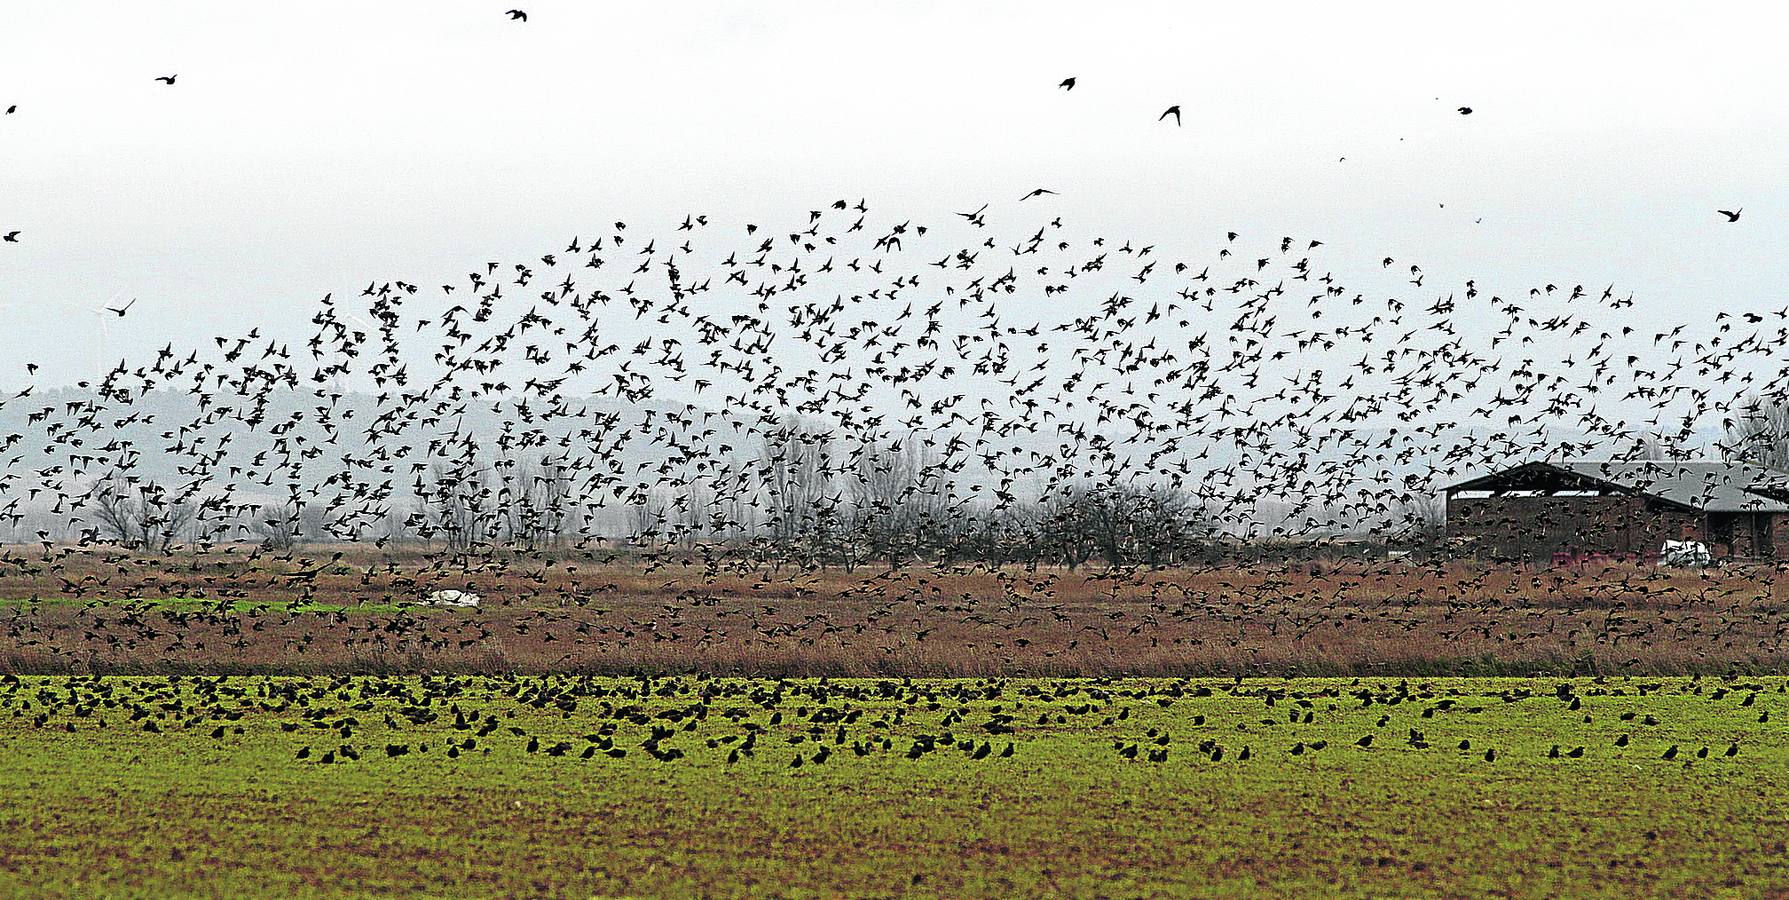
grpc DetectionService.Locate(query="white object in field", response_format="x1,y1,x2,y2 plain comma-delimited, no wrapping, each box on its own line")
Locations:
1659,540,1710,568
425,589,481,607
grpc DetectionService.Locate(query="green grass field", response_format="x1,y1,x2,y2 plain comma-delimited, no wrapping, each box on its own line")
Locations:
1,674,1784,897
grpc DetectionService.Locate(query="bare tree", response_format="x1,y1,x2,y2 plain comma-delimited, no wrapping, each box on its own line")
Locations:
1723,394,1789,471
416,462,495,552
142,485,195,553
539,457,572,548
673,475,717,550
629,492,666,547
252,500,306,551
87,479,143,550
759,416,836,560
843,430,940,568
1034,482,1211,569
85,475,194,553
1389,492,1445,546
1038,486,1095,571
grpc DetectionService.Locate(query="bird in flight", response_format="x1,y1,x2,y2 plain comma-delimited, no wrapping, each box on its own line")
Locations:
506,9,527,21
1457,106,1473,115
4,105,14,115
1159,105,1181,126
2,231,18,242
1019,188,1056,201
1059,77,1076,91
105,298,137,318
154,75,177,85
1718,209,1742,222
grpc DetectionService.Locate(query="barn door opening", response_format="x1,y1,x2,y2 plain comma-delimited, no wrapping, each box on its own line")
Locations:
1710,513,1735,553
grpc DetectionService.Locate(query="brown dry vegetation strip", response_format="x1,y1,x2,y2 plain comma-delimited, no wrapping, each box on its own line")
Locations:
2,548,1787,676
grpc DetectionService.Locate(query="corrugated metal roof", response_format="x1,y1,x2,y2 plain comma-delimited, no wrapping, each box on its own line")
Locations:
1446,460,1789,512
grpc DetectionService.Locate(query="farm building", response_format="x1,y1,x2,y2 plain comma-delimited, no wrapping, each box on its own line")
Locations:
1444,460,1789,561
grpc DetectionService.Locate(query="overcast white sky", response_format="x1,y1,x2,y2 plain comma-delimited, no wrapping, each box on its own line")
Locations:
1,1,1784,386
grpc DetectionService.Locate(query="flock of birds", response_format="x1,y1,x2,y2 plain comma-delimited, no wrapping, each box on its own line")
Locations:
0,8,1779,685
0,193,1781,677
2,672,1775,773
0,185,1780,546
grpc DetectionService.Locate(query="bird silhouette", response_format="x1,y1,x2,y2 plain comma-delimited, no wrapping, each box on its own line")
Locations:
0,186,1779,726
1159,105,1181,126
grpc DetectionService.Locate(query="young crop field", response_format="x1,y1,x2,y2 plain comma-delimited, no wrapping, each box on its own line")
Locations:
1,674,1784,897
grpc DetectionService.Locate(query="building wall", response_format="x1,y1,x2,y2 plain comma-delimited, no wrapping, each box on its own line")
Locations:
1446,494,1706,560
1713,511,1789,559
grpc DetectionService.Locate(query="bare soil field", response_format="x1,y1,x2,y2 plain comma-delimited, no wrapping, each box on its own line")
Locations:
3,546,1784,676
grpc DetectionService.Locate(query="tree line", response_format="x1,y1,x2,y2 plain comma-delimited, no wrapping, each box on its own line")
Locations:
69,416,1225,570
